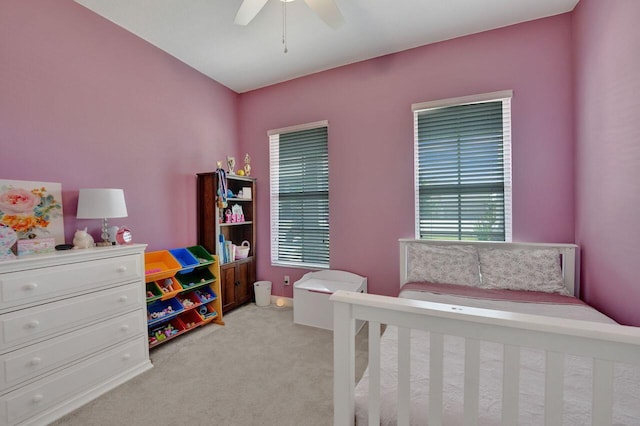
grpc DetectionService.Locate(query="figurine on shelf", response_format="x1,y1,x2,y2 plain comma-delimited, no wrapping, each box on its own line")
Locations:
72,228,94,249
216,166,228,209
226,156,236,175
243,153,251,176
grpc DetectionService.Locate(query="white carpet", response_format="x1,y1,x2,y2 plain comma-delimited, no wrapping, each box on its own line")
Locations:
52,303,368,426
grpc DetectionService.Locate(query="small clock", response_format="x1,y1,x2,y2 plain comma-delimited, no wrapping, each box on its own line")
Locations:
116,226,133,245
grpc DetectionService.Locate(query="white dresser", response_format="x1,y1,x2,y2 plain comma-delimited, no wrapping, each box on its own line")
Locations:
0,244,152,426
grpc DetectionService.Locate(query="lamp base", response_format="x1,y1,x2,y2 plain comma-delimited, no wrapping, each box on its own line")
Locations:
97,218,112,247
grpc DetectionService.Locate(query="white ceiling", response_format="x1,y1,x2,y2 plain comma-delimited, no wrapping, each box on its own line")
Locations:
74,0,579,93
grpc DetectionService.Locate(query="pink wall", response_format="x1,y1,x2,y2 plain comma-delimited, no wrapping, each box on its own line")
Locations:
11,1,626,320
0,0,239,250
239,15,576,298
573,0,640,325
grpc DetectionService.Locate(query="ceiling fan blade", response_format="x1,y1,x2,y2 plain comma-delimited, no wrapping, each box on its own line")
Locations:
234,0,270,26
304,0,344,29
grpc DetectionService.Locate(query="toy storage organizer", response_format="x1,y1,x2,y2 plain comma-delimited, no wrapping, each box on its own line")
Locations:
144,246,223,348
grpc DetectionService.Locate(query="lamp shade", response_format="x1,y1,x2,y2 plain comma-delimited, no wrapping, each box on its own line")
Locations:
76,189,128,219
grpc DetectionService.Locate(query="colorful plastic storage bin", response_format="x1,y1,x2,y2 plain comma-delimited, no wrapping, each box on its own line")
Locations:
147,298,183,327
194,287,216,304
148,318,185,347
144,250,182,282
187,245,215,267
178,291,202,311
169,248,200,274
146,282,163,302
181,309,204,330
175,267,215,290
157,276,183,301
199,304,218,321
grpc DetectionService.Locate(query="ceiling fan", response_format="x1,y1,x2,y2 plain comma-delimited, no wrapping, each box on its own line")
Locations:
234,0,344,29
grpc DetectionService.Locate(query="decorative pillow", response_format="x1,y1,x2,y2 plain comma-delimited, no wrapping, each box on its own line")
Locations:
478,248,569,295
406,244,481,286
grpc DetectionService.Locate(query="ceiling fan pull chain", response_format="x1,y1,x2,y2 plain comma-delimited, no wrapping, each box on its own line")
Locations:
282,0,288,53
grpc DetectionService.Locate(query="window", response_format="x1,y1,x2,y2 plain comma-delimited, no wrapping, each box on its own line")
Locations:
413,91,512,241
269,121,329,268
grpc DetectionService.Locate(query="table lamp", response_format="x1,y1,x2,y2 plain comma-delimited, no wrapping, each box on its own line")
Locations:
76,188,128,246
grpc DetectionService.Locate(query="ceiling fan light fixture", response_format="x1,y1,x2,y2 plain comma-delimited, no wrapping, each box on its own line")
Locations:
234,0,344,53
235,0,343,28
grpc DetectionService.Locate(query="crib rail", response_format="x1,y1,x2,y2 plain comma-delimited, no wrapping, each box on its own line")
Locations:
331,290,640,426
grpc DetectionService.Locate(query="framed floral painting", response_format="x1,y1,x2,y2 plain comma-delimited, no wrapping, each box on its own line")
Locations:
0,180,64,244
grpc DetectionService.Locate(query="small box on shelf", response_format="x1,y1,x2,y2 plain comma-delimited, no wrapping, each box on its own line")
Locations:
17,238,55,256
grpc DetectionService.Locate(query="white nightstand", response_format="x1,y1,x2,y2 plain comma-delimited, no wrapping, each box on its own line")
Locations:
293,270,367,332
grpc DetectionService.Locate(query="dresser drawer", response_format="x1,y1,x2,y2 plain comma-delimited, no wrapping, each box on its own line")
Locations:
0,338,148,426
0,254,142,311
0,283,143,351
0,310,145,392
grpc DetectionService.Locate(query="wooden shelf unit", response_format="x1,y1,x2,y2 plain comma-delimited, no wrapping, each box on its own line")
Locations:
197,172,256,313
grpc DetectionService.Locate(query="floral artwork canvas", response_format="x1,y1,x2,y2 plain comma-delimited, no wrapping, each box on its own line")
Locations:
0,180,64,244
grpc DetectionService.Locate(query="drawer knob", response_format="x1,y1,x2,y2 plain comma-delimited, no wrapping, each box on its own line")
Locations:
120,324,130,332
23,283,38,291
26,320,40,329
32,394,44,404
122,353,131,361
30,357,42,366
118,295,128,303
117,266,127,273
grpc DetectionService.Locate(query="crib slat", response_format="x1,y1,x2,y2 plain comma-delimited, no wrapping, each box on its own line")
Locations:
545,351,564,424
464,338,480,426
398,326,411,426
429,332,444,426
333,300,355,426
502,344,520,425
592,359,614,425
368,321,381,426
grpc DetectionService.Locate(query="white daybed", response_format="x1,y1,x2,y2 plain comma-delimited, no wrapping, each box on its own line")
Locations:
332,239,640,425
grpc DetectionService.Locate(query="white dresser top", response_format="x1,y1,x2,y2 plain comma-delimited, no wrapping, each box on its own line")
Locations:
0,244,147,273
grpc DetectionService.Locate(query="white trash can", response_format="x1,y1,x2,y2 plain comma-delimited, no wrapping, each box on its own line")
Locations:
254,281,272,307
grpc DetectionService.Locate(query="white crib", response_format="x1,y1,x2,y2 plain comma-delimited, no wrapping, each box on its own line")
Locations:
332,240,640,425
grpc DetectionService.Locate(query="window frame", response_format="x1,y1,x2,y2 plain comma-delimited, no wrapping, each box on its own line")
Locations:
412,90,513,242
268,120,330,269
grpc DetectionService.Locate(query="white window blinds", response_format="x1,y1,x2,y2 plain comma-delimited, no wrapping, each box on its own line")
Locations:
413,91,512,241
269,122,329,268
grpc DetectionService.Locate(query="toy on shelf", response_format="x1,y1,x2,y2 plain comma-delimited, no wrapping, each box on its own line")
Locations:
149,305,173,320
180,291,204,309
72,228,94,249
243,153,251,176
159,278,173,293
